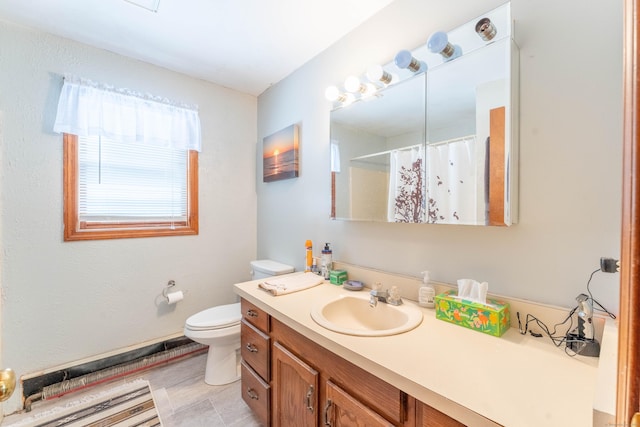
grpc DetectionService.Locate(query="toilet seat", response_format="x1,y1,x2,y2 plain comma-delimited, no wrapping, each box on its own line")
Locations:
185,302,241,331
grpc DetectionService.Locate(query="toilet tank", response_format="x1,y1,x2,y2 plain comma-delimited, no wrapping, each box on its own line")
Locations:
251,259,295,280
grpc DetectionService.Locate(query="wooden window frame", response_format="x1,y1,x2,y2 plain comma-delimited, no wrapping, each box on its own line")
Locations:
63,133,199,241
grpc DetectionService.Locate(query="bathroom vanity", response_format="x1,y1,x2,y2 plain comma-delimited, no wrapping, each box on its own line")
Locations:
234,269,616,427
239,298,463,427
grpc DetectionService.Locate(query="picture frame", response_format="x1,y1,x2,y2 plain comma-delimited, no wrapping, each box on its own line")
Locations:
263,124,299,182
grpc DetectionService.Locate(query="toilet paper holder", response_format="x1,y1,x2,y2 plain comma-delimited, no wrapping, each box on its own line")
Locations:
163,280,176,298
162,280,185,304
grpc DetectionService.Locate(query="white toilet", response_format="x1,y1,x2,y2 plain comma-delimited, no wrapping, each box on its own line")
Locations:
184,259,294,385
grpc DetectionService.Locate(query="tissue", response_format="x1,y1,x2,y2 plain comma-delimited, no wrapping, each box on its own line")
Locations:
434,279,510,337
456,279,488,305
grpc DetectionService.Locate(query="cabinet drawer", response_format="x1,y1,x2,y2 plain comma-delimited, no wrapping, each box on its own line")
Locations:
241,298,269,332
241,319,270,380
241,360,270,427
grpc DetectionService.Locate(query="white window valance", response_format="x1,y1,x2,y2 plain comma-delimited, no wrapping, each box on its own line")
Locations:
53,75,201,152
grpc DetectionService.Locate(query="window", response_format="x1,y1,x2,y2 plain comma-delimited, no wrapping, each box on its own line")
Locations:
63,133,198,241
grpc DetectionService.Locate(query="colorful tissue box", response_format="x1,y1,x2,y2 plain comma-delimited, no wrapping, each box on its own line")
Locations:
435,290,510,337
329,270,348,285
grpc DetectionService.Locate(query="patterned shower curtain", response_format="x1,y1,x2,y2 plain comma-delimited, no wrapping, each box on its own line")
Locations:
426,136,479,224
387,145,425,223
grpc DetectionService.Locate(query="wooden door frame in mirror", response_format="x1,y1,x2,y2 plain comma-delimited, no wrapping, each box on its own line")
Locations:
618,0,640,423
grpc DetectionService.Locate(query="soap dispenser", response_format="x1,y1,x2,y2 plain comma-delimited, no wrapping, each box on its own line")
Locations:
321,243,333,279
419,270,435,308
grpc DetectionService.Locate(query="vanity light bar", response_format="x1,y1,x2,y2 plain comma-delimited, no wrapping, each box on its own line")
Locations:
325,5,506,107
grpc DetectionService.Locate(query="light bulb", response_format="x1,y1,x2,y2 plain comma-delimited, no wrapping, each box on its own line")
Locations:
325,85,341,102
427,31,462,61
366,65,395,85
344,76,377,97
394,50,427,73
325,86,355,105
475,17,497,41
344,76,363,93
341,93,355,106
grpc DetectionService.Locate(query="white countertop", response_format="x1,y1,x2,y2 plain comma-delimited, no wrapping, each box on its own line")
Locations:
234,275,615,427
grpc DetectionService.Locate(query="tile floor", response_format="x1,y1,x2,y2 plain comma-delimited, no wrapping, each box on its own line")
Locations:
2,352,262,427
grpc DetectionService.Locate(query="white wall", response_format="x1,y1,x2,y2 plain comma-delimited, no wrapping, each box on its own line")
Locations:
0,20,257,412
257,0,622,316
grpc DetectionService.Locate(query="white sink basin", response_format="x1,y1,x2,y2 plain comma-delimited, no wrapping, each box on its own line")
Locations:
310,293,423,337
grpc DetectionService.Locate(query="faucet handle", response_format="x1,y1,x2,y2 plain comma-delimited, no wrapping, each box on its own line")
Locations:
387,286,403,305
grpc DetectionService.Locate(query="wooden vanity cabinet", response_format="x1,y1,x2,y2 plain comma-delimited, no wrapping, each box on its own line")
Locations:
239,298,472,427
270,317,408,427
240,299,271,426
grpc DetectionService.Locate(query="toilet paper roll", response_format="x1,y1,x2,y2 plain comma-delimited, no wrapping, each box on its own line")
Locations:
165,291,184,305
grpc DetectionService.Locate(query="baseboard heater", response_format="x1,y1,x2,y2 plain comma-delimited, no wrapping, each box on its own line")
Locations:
22,336,207,412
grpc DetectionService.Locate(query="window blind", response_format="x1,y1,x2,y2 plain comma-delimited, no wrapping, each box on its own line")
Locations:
78,135,188,224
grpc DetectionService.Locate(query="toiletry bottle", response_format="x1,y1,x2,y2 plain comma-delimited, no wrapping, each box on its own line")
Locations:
419,270,435,308
305,240,313,272
321,243,332,279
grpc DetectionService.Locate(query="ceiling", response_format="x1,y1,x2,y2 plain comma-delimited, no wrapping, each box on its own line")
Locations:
0,0,395,96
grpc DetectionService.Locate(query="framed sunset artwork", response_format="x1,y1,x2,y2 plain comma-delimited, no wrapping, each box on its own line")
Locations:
263,124,299,182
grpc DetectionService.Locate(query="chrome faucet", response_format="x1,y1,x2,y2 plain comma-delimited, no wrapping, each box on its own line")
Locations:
369,284,403,307
369,287,389,307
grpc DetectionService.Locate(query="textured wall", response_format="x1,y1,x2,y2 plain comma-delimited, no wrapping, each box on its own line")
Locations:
0,20,257,412
257,0,622,315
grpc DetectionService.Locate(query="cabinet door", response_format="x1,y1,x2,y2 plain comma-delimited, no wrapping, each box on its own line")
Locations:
324,380,393,427
272,341,319,427
416,400,466,427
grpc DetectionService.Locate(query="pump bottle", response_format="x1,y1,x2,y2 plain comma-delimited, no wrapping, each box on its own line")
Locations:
321,243,332,279
419,270,435,308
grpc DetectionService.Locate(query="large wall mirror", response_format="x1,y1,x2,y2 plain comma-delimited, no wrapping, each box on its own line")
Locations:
329,3,518,226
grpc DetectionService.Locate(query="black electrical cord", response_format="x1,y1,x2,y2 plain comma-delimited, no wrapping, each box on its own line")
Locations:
517,265,617,357
517,307,577,348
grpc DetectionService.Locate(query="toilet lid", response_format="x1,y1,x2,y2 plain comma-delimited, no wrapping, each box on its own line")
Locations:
186,302,241,331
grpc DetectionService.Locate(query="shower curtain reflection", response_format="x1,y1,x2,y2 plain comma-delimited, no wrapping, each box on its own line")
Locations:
426,136,481,224
388,145,425,223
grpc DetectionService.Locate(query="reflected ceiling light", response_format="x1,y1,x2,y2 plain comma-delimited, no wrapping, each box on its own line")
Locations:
125,0,160,12
427,31,462,61
394,50,427,73
325,86,355,105
475,18,497,41
366,65,397,85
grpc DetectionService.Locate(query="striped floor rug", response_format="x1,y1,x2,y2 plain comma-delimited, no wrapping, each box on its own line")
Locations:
6,380,161,427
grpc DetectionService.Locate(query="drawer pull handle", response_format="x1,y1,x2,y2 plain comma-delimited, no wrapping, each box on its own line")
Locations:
306,385,315,413
246,388,259,400
246,343,258,353
324,399,333,426
246,309,258,318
